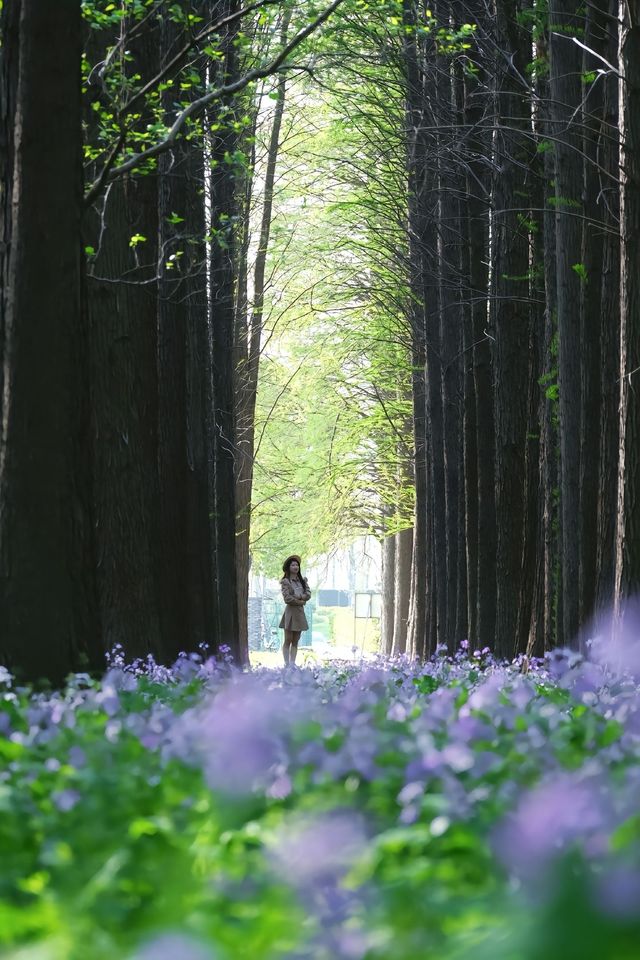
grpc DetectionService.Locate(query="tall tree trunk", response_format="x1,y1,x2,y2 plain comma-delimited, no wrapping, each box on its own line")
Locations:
439,169,463,646
157,13,215,659
595,2,620,615
409,337,428,657
0,0,20,392
0,0,101,683
208,0,241,659
491,0,533,658
86,9,163,660
403,0,439,655
88,175,162,658
536,47,560,651
518,254,543,652
615,0,640,597
463,36,494,649
579,1,610,625
549,0,584,646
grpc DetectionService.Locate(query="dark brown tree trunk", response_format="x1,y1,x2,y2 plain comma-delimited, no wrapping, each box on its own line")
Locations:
433,0,464,648
85,8,163,661
0,0,20,389
409,337,428,657
208,0,241,659
518,255,543,653
615,0,640,596
528,61,553,656
578,1,611,626
0,0,101,683
595,3,620,615
156,13,215,659
549,0,584,646
463,38,494,649
536,49,560,651
491,0,533,658
439,174,463,647
87,175,162,659
462,305,478,645
403,0,438,656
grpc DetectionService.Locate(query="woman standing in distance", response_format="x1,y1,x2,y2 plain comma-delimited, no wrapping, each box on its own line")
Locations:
279,555,311,665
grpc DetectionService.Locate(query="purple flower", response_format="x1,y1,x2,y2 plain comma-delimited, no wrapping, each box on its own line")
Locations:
267,810,368,888
129,934,217,960
69,747,87,770
467,674,504,712
165,676,305,795
492,773,612,880
588,599,640,681
594,864,640,919
52,789,81,812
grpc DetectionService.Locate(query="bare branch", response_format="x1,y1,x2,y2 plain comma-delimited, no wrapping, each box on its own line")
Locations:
119,0,283,119
551,32,621,77
84,0,346,204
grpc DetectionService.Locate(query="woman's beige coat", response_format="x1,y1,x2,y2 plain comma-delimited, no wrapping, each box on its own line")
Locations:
279,576,311,631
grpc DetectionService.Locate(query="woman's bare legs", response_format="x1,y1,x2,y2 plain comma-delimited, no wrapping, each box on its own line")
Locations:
289,630,301,664
282,630,302,665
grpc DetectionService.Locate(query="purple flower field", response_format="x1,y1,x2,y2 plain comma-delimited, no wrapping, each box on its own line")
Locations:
2,631,640,959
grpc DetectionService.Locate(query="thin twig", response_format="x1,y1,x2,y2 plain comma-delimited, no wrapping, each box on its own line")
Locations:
84,0,346,202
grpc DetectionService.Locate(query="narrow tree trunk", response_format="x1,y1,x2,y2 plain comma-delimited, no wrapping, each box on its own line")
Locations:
615,0,640,597
549,0,584,646
579,1,611,625
463,39,494,649
381,532,396,655
392,527,413,655
0,0,21,392
402,0,438,655
0,0,101,683
491,0,533,658
595,2,620,614
518,270,543,653
208,0,241,659
409,338,428,656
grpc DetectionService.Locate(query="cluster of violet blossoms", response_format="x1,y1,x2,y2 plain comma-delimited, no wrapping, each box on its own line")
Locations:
5,610,640,958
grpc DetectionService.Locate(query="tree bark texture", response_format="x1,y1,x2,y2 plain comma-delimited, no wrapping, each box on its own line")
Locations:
595,3,621,614
403,0,440,655
157,16,216,659
615,0,640,596
463,43,494,649
208,0,241,659
0,0,21,398
578,0,611,626
491,0,534,658
549,0,584,646
0,0,101,683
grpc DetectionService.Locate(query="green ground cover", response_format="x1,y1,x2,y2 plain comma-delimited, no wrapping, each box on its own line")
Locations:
1,640,640,959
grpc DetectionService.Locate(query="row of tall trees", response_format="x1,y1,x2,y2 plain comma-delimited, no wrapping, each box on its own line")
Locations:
0,0,345,681
395,0,634,657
